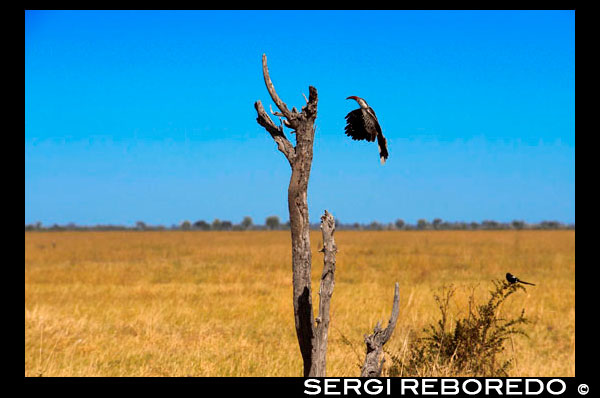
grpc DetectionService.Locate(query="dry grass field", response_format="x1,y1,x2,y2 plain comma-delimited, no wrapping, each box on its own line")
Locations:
25,229,574,377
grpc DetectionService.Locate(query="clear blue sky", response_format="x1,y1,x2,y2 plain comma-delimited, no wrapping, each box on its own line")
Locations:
25,10,575,226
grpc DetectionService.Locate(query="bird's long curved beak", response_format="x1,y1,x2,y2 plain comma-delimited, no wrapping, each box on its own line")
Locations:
346,96,359,101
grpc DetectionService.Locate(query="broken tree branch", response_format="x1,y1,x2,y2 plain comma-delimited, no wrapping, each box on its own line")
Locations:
302,92,309,104
254,100,295,164
269,104,286,118
360,282,400,377
262,54,296,124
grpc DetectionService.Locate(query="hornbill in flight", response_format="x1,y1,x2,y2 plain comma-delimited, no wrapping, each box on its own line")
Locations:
344,96,389,164
506,272,536,286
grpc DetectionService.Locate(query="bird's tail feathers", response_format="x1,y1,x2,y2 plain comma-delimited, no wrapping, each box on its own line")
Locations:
377,143,386,165
377,135,388,165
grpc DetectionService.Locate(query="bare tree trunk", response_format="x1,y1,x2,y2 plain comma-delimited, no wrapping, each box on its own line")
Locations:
254,54,322,376
314,210,337,375
288,121,317,376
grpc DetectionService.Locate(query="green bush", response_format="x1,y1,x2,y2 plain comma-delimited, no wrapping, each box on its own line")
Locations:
388,280,529,377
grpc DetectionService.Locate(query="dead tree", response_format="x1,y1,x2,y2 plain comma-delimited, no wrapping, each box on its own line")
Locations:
254,53,321,376
254,54,398,377
361,283,400,377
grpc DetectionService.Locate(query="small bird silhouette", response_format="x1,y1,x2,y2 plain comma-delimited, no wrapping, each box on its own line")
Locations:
506,272,535,286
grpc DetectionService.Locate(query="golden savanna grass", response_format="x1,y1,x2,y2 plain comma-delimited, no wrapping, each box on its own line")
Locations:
25,230,574,376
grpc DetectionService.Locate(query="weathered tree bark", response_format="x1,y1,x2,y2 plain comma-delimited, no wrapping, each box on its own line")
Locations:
254,54,322,376
360,282,400,377
314,210,337,375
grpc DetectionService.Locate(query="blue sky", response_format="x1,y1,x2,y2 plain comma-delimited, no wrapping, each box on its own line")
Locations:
25,10,575,226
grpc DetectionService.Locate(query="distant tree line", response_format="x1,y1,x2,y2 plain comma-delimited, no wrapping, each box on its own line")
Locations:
25,217,574,232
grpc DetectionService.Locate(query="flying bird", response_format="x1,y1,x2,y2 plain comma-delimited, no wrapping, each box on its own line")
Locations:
506,273,536,286
344,96,389,164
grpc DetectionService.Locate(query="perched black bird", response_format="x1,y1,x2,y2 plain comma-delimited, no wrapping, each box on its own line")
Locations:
506,272,536,286
344,96,389,164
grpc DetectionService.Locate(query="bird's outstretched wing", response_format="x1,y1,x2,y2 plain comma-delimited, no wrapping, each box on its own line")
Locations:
344,109,375,142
